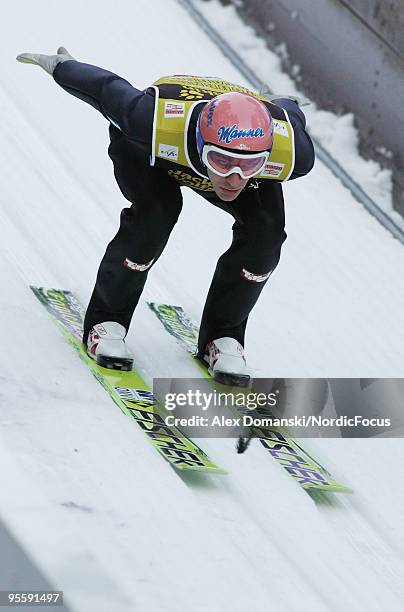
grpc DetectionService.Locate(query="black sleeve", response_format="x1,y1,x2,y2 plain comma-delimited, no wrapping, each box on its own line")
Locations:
53,60,154,145
271,98,315,179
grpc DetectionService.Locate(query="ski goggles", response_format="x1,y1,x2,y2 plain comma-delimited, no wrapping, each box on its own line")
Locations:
201,144,269,179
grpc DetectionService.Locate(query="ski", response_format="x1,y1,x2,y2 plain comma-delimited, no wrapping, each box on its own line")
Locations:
148,302,353,494
30,288,225,475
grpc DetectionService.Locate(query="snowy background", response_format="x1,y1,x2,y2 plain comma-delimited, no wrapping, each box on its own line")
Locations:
1,1,404,610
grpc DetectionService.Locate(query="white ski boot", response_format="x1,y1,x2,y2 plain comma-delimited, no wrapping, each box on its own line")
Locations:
87,322,134,371
204,337,251,387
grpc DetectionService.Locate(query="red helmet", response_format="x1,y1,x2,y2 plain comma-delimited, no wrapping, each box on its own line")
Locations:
197,91,273,156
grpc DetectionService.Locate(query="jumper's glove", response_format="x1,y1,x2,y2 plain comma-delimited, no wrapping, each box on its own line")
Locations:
260,84,310,107
16,46,75,75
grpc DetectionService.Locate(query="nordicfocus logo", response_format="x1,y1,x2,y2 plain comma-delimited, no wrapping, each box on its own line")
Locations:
240,268,271,283
123,258,154,272
259,162,285,178
164,102,185,118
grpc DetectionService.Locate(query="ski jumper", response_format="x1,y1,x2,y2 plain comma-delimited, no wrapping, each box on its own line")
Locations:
53,62,315,354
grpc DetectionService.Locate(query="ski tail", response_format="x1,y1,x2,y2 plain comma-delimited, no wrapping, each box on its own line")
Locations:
148,302,353,494
31,288,226,475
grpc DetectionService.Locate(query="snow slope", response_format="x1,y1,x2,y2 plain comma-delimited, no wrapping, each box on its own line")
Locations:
1,1,404,611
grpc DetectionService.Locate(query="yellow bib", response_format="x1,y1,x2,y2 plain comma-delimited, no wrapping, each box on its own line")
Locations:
150,75,295,183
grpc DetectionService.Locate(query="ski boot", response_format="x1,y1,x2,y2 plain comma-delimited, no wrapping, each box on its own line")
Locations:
87,322,133,371
204,337,251,387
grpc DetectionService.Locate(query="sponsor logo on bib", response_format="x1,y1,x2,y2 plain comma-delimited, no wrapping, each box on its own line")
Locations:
259,162,285,178
158,144,179,161
164,102,185,118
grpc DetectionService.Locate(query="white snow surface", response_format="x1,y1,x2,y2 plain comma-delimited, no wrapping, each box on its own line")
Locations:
0,1,404,611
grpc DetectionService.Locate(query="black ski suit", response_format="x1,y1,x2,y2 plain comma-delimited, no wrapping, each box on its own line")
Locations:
53,61,315,355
